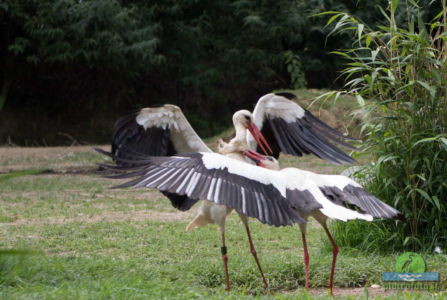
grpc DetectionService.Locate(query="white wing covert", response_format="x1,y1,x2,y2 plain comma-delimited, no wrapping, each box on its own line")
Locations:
110,105,211,163
315,174,402,219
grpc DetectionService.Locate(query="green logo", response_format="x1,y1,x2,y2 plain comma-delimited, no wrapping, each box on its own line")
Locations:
396,252,425,273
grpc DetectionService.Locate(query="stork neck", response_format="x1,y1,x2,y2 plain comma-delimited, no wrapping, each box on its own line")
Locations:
233,123,247,143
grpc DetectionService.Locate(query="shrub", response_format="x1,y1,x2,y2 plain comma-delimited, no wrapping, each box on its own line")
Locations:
318,0,447,252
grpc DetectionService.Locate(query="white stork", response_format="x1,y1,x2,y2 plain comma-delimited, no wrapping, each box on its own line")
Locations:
105,151,401,295
99,108,274,291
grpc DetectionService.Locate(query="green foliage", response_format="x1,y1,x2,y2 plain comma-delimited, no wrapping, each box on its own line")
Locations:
4,0,162,72
0,168,47,183
1,0,442,144
284,51,307,89
319,1,447,251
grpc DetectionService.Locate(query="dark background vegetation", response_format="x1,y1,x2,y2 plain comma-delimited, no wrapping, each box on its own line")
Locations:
0,0,439,145
0,0,384,145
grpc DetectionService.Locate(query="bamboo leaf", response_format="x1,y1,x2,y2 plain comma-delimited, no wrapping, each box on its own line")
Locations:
416,80,436,99
326,14,341,26
391,0,400,15
366,35,372,47
357,23,364,43
415,188,432,204
403,237,410,246
413,136,442,147
313,11,342,16
432,195,441,210
330,51,351,58
431,11,443,22
371,47,380,62
355,94,365,106
377,6,391,23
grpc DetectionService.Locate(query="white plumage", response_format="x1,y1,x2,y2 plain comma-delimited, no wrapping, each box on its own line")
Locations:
135,105,212,153
251,93,305,129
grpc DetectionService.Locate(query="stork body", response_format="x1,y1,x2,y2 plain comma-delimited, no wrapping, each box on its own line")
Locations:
101,108,272,291
185,110,271,290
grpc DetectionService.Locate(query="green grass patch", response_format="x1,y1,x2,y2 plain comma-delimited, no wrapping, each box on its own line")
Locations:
0,169,48,183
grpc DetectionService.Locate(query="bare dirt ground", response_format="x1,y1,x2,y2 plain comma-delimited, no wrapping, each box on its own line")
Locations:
1,210,194,226
0,144,103,161
0,145,108,172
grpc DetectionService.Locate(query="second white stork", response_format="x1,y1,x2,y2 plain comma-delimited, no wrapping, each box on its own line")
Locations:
104,151,401,294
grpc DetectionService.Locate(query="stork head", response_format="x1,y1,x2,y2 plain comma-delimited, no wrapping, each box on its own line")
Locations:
233,110,273,155
244,150,280,170
232,110,253,128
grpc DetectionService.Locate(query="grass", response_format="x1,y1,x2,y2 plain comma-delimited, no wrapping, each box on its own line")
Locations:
0,91,446,299
0,169,48,183
1,149,445,299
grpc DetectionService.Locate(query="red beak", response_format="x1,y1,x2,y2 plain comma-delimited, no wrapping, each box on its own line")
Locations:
243,149,268,167
247,123,273,156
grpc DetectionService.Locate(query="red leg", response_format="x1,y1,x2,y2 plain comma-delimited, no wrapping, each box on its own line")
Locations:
322,225,339,297
220,231,230,292
244,223,268,288
301,232,310,289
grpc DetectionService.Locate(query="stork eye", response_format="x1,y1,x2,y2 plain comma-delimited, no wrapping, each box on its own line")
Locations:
244,115,250,120
267,157,274,161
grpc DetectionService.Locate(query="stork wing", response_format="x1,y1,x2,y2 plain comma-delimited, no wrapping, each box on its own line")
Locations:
280,168,373,222
100,105,212,210
280,166,400,220
110,105,212,163
107,152,307,226
314,174,402,220
249,92,357,164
